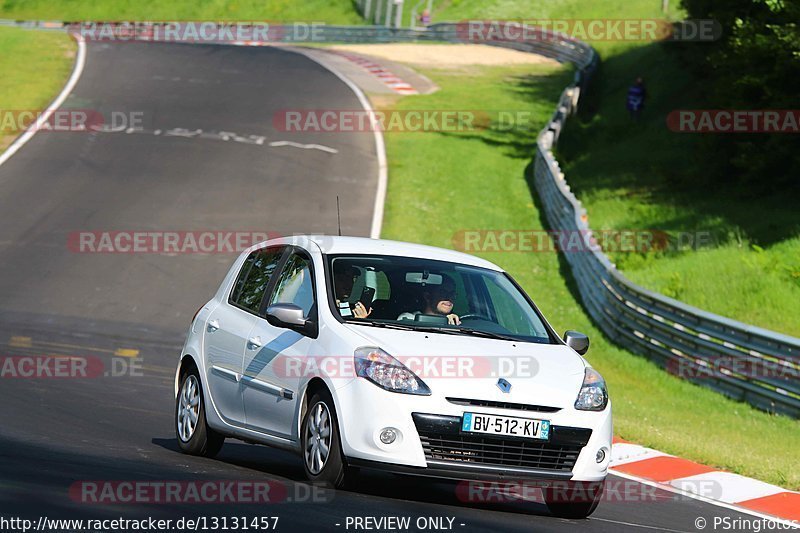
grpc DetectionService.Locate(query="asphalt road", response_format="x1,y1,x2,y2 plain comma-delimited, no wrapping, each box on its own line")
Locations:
0,40,767,533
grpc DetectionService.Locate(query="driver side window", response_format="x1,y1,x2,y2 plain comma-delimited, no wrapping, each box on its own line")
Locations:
268,252,315,318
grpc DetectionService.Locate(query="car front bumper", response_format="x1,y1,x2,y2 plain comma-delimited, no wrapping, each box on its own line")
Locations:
333,378,612,482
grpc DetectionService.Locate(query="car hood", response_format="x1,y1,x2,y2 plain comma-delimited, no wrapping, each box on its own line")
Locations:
343,324,587,409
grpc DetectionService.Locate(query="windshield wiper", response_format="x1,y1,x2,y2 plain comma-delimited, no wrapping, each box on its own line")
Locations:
450,327,520,341
401,325,520,341
345,319,417,331
347,321,464,335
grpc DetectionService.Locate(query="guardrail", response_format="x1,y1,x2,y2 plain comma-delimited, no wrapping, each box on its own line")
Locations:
3,19,797,417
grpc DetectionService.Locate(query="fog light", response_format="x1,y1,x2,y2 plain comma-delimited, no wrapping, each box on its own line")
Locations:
379,428,397,444
596,447,607,463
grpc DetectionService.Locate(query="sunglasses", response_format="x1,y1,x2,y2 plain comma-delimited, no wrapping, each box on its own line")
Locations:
432,288,456,299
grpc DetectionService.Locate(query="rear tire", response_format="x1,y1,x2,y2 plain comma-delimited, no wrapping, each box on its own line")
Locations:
543,480,604,518
175,367,224,458
301,389,357,489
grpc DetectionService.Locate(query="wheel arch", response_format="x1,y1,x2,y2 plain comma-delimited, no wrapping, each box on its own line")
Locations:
296,377,337,439
174,352,201,398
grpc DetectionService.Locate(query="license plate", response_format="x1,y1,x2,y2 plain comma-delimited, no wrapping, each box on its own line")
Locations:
462,412,550,440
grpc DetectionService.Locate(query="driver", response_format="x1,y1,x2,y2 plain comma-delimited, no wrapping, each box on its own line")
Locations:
334,265,371,318
397,277,461,325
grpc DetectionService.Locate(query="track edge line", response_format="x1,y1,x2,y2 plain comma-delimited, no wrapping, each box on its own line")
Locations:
0,33,86,168
286,45,388,240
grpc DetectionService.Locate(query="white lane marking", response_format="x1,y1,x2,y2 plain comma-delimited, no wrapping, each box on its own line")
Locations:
100,126,339,153
268,140,338,154
609,472,800,529
0,35,87,168
290,47,388,239
590,517,694,533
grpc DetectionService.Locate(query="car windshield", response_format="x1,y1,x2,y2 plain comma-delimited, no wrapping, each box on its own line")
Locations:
326,254,554,343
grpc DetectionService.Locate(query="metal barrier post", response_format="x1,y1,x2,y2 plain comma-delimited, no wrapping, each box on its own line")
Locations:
364,0,372,21
394,0,404,29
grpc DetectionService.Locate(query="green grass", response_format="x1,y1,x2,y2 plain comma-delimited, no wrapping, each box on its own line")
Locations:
577,173,800,336
0,0,363,23
0,27,75,151
378,61,800,490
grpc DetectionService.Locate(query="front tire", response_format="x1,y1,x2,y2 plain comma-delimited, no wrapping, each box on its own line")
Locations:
301,389,356,488
175,368,224,458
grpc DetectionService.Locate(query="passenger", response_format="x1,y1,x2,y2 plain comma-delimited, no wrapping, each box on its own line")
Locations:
398,277,460,325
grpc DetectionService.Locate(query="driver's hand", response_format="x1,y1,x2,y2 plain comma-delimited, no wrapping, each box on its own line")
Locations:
446,313,461,325
354,302,372,319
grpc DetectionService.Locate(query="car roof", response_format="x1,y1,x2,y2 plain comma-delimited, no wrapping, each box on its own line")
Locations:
260,235,504,272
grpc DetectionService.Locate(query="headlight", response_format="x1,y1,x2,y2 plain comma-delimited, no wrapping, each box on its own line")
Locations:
354,347,431,395
574,367,608,411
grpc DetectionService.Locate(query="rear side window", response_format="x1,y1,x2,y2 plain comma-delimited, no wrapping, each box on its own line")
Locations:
230,247,284,314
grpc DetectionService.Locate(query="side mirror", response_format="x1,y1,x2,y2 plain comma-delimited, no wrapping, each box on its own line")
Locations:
563,330,589,355
266,303,307,330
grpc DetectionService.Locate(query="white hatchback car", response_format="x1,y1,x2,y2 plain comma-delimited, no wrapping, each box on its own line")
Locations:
175,235,612,517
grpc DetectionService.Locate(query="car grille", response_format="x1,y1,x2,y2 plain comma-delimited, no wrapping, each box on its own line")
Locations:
446,397,561,413
412,413,590,473
419,434,581,471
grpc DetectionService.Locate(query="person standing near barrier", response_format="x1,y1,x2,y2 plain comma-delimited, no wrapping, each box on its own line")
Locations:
626,77,646,120
418,9,431,27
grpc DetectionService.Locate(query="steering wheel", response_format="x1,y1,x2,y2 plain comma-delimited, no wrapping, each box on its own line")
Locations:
458,313,493,323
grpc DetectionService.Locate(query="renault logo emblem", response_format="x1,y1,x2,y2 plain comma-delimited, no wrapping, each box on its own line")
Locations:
497,378,512,393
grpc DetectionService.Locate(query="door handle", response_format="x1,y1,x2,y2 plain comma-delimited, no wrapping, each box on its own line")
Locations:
207,319,220,332
247,336,263,350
